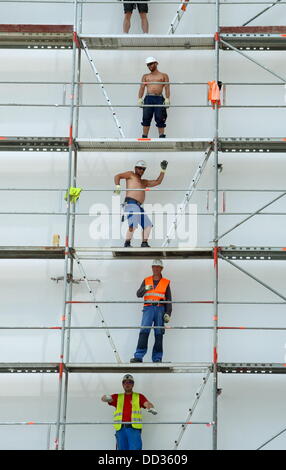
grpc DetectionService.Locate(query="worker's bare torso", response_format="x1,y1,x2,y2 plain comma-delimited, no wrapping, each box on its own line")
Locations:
126,172,148,204
143,70,168,96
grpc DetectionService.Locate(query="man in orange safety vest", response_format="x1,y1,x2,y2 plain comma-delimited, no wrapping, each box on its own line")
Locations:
130,259,172,363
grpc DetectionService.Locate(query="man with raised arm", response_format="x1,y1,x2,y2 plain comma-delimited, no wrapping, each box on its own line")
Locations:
138,57,170,138
114,159,168,247
101,374,157,450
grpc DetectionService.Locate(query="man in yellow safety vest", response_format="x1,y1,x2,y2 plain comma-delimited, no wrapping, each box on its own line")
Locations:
101,374,157,450
130,259,172,363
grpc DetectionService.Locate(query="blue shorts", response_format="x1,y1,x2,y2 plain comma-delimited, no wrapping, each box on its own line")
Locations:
141,95,167,129
124,198,152,230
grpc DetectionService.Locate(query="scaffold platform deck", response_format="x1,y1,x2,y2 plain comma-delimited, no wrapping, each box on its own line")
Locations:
79,34,214,50
0,24,73,49
220,138,286,153
1,247,286,260
220,247,286,261
76,138,286,153
76,138,213,152
0,137,69,152
0,138,285,153
0,363,59,373
0,247,66,259
66,362,212,373
220,26,286,51
0,26,285,51
218,363,286,374
0,363,285,374
75,247,213,260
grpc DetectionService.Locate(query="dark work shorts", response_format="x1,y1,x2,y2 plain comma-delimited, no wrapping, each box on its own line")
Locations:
141,95,167,129
123,1,149,14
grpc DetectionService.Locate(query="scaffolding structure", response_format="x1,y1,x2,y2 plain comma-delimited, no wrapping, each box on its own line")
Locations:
1,0,286,450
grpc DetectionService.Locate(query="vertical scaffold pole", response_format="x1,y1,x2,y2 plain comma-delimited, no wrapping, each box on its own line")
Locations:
212,0,220,451
60,0,82,450
54,0,79,451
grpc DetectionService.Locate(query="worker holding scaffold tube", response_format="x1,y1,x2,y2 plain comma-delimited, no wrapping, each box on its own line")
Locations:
101,374,157,450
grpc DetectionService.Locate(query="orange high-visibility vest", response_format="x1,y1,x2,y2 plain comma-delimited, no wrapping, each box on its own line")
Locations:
144,276,170,306
208,81,221,109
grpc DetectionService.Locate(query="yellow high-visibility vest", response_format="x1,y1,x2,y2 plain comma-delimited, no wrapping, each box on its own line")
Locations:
113,392,143,431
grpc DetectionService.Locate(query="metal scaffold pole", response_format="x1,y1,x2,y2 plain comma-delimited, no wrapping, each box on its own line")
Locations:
212,0,220,451
54,0,79,451
60,0,82,450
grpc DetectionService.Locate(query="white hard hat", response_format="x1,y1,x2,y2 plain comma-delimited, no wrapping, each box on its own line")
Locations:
145,56,158,65
135,160,147,168
122,374,134,382
152,259,163,268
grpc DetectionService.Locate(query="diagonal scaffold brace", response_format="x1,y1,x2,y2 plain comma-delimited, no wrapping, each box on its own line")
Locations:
162,144,213,247
168,0,191,34
80,38,125,137
73,251,122,363
173,368,212,449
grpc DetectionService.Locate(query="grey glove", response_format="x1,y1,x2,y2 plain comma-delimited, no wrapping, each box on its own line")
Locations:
163,313,170,323
147,408,158,415
105,394,113,403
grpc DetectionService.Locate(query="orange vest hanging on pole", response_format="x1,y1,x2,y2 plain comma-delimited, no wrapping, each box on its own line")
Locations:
208,80,221,109
144,276,170,306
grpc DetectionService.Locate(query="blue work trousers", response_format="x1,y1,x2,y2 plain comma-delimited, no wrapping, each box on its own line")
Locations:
115,426,142,450
134,305,165,362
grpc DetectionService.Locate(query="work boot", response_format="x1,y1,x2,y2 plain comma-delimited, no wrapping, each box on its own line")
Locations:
130,357,142,363
142,134,148,138
124,240,131,247
159,134,166,138
141,241,150,248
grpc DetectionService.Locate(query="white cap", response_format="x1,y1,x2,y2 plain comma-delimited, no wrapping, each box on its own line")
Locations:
145,56,158,65
135,160,147,168
152,259,163,268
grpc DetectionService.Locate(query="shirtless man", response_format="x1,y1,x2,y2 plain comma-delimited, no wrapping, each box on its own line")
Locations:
114,159,168,247
138,57,170,138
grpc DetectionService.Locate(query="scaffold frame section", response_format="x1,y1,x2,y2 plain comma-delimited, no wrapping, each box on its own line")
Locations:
0,24,73,49
1,247,286,260
0,137,69,152
79,34,214,50
0,363,285,374
0,138,285,153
